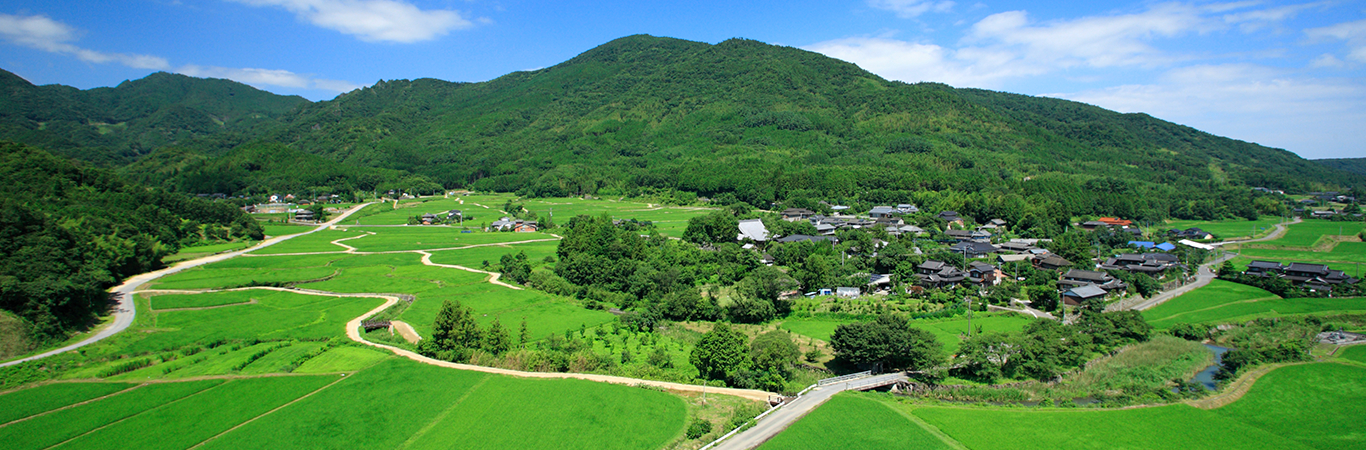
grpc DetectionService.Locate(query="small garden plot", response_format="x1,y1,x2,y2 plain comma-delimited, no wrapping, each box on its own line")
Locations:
405,375,686,450
344,227,557,253
0,380,223,450
911,402,1310,450
292,345,390,373
251,229,365,255
760,394,954,450
780,318,854,343
149,291,257,310
0,382,136,424
55,376,337,450
1143,279,1280,327
1215,363,1366,450
123,290,383,353
198,358,489,450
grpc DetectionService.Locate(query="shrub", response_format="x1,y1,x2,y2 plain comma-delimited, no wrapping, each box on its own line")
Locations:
686,418,713,439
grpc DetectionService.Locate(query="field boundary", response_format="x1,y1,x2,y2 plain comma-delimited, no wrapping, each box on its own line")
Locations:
186,374,350,450
1186,362,1310,410
871,396,968,450
395,374,493,450
45,378,229,449
0,383,145,427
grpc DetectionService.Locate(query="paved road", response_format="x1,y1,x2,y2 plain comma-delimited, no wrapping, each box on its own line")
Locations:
0,203,373,368
711,373,907,450
1127,218,1298,312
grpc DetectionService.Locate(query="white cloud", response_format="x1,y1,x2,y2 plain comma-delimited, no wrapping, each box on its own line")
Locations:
869,0,955,18
1049,64,1366,158
1221,2,1325,32
229,0,474,43
1307,19,1366,63
176,65,360,93
0,13,170,69
965,4,1211,69
1311,53,1345,68
805,37,1037,88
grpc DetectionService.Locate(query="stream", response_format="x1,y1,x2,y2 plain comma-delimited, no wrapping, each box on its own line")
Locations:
1190,344,1231,390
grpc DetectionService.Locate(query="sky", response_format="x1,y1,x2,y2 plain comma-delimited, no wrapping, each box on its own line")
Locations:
0,0,1363,159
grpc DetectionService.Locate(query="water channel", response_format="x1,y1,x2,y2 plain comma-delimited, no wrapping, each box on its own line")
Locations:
1190,344,1231,390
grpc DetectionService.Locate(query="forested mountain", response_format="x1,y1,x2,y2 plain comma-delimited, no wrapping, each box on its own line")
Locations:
0,141,260,350
0,69,307,165
1316,158,1366,177
0,35,1360,221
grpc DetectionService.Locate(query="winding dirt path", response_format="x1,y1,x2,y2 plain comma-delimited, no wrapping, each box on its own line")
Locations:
0,203,376,368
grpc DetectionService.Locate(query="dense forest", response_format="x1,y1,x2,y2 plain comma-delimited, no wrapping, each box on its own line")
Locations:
1316,158,1366,177
0,35,1360,223
0,141,261,349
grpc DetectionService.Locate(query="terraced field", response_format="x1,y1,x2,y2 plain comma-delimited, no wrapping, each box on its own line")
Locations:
1143,279,1366,328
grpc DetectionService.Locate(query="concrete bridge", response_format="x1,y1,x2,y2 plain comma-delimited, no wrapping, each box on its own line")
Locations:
706,371,909,450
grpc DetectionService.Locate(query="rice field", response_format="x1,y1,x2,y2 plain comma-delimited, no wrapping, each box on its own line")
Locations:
0,380,224,450
1164,216,1286,240
0,382,136,424
121,290,384,353
780,314,1034,353
1253,220,1365,248
1143,279,1366,328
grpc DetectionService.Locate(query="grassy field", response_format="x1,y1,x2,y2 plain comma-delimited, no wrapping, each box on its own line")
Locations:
0,380,223,450
351,194,715,237
1143,279,1280,328
760,394,955,450
913,401,1309,450
427,240,561,270
149,290,259,310
260,223,313,238
55,376,337,450
0,382,136,424
251,229,365,255
1165,216,1285,240
195,358,687,450
1143,280,1366,328
164,241,255,263
121,290,384,353
780,314,1034,353
339,227,558,252
1214,363,1366,450
1339,345,1366,365
292,345,391,373
405,375,686,450
1236,242,1366,265
1253,220,1365,248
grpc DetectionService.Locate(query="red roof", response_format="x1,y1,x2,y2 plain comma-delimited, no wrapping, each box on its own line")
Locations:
1097,217,1132,226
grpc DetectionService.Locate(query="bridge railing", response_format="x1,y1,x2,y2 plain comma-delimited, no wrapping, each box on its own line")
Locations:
818,370,872,386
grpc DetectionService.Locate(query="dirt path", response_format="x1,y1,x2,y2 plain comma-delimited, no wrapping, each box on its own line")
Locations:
417,251,522,290
391,321,422,343
1214,217,1301,247
0,203,375,368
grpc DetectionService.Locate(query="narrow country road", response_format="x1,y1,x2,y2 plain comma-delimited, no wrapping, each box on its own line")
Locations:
1127,217,1299,312
0,203,374,368
709,373,908,450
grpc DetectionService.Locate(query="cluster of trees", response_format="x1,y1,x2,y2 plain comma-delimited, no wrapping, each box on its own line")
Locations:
689,323,801,391
1213,316,1319,381
953,311,1152,383
0,141,262,344
417,300,519,362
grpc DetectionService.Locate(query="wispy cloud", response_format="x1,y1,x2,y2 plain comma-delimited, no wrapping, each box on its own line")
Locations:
1050,64,1366,154
869,0,955,18
176,65,360,92
0,13,170,69
229,0,476,43
1306,18,1366,63
0,13,358,94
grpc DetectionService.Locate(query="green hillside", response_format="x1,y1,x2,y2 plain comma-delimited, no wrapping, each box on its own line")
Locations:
0,70,307,165
1,35,1360,219
1315,158,1366,177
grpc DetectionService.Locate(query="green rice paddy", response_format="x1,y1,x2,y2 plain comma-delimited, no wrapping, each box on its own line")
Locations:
0,382,136,424
1143,279,1366,328
1164,216,1285,240
759,394,955,450
1254,220,1365,248
780,314,1034,353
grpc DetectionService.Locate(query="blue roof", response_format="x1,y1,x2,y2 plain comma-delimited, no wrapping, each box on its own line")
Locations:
1156,242,1177,251
1128,241,1155,249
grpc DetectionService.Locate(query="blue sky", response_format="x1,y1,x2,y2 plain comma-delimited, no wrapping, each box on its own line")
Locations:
1,0,1363,159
